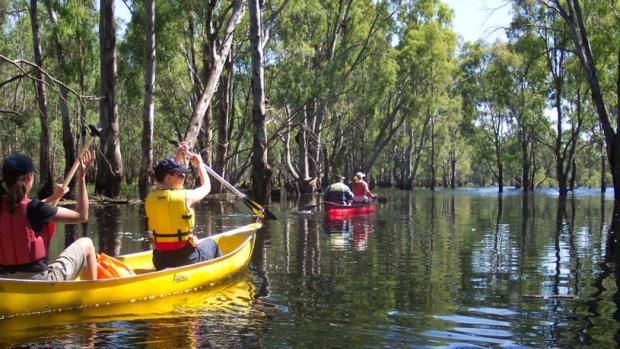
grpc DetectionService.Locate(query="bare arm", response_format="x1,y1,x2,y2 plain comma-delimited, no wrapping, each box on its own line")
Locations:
52,150,95,224
41,184,69,204
185,152,211,206
364,182,375,198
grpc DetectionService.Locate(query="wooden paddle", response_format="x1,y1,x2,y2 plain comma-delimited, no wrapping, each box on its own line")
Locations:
52,125,102,206
168,140,277,220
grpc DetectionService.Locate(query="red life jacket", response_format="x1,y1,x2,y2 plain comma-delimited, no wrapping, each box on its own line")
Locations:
0,198,54,266
351,181,366,197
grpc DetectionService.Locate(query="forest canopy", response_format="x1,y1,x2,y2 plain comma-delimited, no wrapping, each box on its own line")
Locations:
0,0,619,201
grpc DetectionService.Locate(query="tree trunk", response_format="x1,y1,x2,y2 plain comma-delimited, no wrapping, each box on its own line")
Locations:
410,112,432,188
183,0,245,147
601,135,607,193
550,0,620,198
495,129,503,193
30,0,54,198
45,1,77,196
213,46,235,194
520,124,530,193
430,113,436,191
249,0,272,204
139,0,155,200
95,0,123,198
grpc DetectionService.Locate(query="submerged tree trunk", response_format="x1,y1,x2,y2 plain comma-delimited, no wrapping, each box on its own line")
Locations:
95,0,123,198
249,0,272,204
30,0,53,197
139,0,155,200
549,0,620,199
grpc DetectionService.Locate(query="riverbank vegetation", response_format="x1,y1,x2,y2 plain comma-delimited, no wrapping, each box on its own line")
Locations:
0,0,618,201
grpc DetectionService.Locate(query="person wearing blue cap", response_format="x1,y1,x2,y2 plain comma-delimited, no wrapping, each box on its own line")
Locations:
0,150,99,280
323,174,354,205
145,142,220,270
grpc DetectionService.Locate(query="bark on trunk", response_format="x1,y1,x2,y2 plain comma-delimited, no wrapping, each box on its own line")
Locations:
45,1,77,195
139,0,155,200
551,0,620,199
213,48,235,194
249,0,272,204
95,0,123,198
30,0,54,198
183,0,245,147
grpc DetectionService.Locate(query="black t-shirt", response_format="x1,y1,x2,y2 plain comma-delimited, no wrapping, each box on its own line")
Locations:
27,199,58,231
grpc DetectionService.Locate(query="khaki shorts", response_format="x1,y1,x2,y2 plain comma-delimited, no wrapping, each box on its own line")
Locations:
28,241,87,281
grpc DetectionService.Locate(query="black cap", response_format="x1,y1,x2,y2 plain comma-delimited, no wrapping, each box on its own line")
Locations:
335,174,344,181
153,158,191,182
2,154,35,177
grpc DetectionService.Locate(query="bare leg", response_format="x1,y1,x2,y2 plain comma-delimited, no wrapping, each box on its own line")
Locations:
76,237,98,280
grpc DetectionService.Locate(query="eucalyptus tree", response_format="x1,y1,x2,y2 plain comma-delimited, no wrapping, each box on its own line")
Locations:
96,0,123,198
138,0,155,200
530,0,620,198
182,0,245,150
29,0,54,197
506,34,547,192
459,43,517,192
390,1,457,189
271,0,395,193
44,0,76,194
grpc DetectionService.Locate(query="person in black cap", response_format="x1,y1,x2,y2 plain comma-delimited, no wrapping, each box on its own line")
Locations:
144,142,220,270
323,174,354,205
0,150,99,280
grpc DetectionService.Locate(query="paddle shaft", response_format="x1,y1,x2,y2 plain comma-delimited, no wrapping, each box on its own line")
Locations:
183,149,248,199
52,135,97,206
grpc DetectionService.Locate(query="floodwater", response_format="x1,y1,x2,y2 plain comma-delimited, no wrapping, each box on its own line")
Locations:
1,188,619,348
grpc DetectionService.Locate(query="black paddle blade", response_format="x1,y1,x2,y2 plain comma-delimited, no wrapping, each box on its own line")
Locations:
377,197,387,204
243,197,277,220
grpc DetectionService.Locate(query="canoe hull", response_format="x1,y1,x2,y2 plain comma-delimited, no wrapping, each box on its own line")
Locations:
0,222,261,318
324,201,377,218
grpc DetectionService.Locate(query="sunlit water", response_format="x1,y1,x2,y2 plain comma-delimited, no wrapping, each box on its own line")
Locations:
1,188,619,348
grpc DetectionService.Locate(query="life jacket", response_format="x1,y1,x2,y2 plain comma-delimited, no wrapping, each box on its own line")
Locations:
144,189,195,250
0,198,53,266
351,181,366,197
351,181,370,202
324,182,352,205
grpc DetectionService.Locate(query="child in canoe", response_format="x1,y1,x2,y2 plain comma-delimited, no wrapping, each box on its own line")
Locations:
145,142,220,270
0,151,98,280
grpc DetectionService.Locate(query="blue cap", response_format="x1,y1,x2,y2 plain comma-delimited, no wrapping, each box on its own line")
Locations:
2,154,35,177
153,158,191,181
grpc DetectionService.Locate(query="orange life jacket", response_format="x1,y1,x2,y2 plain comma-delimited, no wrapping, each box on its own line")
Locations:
0,198,53,266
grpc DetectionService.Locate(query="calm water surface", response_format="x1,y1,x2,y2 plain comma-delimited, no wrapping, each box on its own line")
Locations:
1,188,619,348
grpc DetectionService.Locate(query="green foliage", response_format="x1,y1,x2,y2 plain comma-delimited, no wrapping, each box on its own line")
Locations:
0,0,616,195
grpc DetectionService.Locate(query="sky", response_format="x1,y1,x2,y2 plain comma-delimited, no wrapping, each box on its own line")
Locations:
115,1,513,43
442,0,513,43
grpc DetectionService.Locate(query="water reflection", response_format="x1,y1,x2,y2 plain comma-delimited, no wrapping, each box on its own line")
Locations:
324,214,376,251
0,279,263,348
7,190,620,347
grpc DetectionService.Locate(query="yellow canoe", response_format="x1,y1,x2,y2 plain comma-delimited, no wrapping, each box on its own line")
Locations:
0,278,257,345
0,222,261,318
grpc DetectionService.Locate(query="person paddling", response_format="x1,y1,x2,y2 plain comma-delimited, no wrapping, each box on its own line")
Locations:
0,151,98,280
351,172,376,203
145,143,220,270
324,174,354,205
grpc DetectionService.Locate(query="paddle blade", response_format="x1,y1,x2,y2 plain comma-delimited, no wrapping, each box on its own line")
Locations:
377,197,387,204
243,197,277,220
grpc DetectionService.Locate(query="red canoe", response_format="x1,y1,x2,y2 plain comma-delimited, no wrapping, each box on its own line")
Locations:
324,200,377,218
